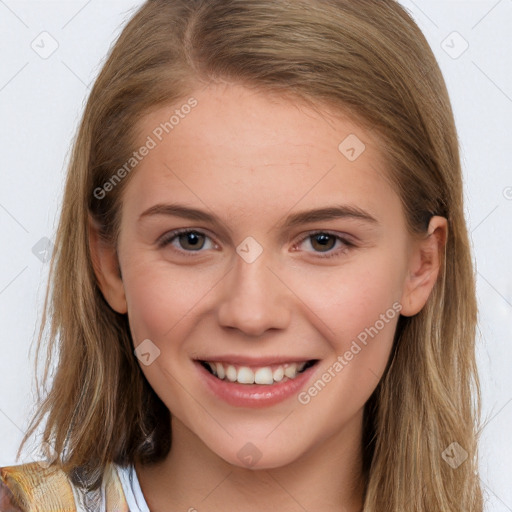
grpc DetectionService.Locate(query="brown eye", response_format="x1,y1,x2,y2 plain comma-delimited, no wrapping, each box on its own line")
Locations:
293,231,355,259
177,231,206,251
310,233,337,252
158,229,216,254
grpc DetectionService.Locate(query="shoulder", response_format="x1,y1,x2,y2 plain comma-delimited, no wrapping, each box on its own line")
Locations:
0,462,129,512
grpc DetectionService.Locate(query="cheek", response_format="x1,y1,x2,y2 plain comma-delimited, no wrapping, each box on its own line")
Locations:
120,252,227,349
291,251,405,343
295,258,402,416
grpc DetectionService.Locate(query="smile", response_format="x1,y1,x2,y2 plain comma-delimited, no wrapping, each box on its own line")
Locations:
199,360,318,385
195,357,320,408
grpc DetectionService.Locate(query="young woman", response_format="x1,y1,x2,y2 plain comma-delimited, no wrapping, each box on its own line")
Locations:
0,0,483,510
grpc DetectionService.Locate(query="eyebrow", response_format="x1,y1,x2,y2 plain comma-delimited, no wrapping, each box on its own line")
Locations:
138,203,379,231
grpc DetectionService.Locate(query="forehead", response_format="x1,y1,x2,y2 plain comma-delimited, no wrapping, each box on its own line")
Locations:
123,83,401,226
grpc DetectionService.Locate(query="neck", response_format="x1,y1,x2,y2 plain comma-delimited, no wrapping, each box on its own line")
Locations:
136,412,365,512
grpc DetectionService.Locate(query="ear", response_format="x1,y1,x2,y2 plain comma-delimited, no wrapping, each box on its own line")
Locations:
399,216,448,317
88,215,127,314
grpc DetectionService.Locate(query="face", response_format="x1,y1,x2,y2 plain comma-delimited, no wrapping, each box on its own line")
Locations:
91,82,445,469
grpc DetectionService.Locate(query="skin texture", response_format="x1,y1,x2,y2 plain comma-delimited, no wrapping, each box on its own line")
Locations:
90,82,447,512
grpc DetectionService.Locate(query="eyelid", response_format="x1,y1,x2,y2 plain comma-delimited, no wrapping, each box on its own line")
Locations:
293,229,355,246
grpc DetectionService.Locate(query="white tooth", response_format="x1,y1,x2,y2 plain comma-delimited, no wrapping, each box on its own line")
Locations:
237,366,255,384
215,362,225,380
207,362,217,376
296,361,307,373
226,365,237,382
272,366,284,382
284,363,298,379
254,367,274,385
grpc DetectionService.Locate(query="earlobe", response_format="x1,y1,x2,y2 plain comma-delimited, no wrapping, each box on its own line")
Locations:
399,216,448,317
88,215,127,314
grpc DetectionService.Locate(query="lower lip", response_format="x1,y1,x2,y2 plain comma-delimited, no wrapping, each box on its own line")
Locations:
195,361,318,408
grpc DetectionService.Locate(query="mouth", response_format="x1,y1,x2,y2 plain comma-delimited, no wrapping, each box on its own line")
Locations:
198,359,319,385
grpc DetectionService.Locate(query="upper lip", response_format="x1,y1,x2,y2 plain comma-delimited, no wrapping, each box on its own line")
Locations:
194,355,317,366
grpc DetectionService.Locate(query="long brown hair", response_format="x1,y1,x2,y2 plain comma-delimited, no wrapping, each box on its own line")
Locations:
20,1,483,509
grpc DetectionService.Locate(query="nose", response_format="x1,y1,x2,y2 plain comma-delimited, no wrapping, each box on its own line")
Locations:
216,249,292,337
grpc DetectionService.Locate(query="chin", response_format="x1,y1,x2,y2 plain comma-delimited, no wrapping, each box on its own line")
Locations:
212,438,308,470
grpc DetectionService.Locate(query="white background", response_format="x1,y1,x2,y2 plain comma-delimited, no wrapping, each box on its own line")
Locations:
0,1,511,510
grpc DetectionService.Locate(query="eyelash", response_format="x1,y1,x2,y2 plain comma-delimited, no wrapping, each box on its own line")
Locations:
157,228,355,259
